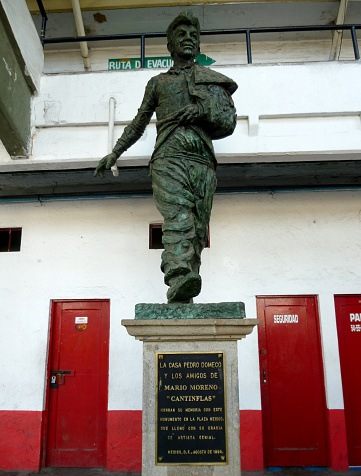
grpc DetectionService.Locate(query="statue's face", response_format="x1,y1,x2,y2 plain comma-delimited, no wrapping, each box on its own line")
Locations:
169,23,200,60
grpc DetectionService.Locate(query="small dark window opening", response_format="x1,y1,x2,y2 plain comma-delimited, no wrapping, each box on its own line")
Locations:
0,228,22,252
149,224,163,249
149,224,210,249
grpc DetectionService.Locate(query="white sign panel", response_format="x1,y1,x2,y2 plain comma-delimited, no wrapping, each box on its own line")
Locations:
273,314,299,324
75,316,88,324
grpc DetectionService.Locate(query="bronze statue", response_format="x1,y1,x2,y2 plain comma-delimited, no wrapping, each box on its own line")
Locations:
95,11,238,303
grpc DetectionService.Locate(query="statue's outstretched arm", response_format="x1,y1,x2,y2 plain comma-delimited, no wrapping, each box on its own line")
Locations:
95,78,156,178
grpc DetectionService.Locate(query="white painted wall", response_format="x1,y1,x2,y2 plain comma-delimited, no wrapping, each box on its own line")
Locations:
1,0,44,92
0,140,11,163
0,189,360,412
2,60,359,172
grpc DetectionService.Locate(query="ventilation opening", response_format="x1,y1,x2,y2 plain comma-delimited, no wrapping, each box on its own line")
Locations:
0,228,22,252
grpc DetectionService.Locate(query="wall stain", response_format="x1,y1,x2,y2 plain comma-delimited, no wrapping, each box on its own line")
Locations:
93,12,107,23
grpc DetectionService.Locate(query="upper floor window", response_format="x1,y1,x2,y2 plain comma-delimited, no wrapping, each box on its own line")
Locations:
0,228,22,252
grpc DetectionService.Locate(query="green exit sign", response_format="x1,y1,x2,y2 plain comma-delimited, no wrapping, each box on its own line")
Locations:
108,53,215,71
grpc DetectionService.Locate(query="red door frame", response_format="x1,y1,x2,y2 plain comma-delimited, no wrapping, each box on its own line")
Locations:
256,295,329,467
41,299,110,468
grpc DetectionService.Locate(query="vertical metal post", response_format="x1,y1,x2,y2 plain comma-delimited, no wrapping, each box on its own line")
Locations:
351,26,360,60
40,16,46,46
36,0,48,47
141,35,145,68
246,30,252,64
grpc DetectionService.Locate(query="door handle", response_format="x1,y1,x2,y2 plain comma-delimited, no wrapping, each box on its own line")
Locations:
50,370,75,375
263,370,267,383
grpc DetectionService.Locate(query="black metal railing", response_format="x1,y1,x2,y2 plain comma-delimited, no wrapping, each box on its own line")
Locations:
36,0,47,44
35,1,360,66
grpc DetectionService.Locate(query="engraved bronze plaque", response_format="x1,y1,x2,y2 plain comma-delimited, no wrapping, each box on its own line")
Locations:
156,352,227,465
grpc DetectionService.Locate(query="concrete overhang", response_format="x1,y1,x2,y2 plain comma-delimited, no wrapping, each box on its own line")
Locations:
1,159,361,200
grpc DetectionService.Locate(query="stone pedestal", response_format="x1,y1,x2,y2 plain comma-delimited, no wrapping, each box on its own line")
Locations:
122,302,258,476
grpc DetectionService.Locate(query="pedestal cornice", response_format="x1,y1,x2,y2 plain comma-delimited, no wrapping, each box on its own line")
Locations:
121,318,259,342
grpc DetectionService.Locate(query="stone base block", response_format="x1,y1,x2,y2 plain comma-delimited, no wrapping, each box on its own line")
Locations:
142,340,241,476
122,303,259,476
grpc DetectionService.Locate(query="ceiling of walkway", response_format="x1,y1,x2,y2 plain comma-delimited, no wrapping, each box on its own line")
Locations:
26,1,361,49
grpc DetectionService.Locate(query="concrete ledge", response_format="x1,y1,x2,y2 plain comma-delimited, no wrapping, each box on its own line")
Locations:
2,160,361,199
121,318,259,342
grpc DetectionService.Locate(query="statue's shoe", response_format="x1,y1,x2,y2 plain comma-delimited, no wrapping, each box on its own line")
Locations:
167,272,202,303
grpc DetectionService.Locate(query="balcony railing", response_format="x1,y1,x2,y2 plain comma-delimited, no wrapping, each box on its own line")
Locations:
36,1,360,66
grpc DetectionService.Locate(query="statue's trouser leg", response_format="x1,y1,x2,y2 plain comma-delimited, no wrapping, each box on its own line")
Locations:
150,157,217,286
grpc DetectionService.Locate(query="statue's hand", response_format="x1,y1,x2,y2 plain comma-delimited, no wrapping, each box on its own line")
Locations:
178,104,200,124
94,152,119,178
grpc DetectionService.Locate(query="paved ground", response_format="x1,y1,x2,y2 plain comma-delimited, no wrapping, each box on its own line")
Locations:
0,469,360,476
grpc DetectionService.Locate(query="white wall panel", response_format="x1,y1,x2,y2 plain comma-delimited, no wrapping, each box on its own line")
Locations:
0,189,360,411
4,61,355,171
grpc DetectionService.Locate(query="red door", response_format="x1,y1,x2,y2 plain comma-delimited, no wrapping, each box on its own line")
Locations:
335,294,361,466
46,300,110,467
257,296,327,467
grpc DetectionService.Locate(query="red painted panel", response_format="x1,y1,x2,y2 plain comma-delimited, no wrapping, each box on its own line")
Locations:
0,411,42,470
239,410,264,470
335,294,361,466
46,301,109,467
326,409,349,470
257,296,327,467
107,410,142,472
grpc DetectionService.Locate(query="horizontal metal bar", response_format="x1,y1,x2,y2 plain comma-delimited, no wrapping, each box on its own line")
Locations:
43,24,361,45
43,31,166,44
202,24,361,35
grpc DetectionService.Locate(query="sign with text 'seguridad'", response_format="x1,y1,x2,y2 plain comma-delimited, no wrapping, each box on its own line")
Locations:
108,53,215,71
